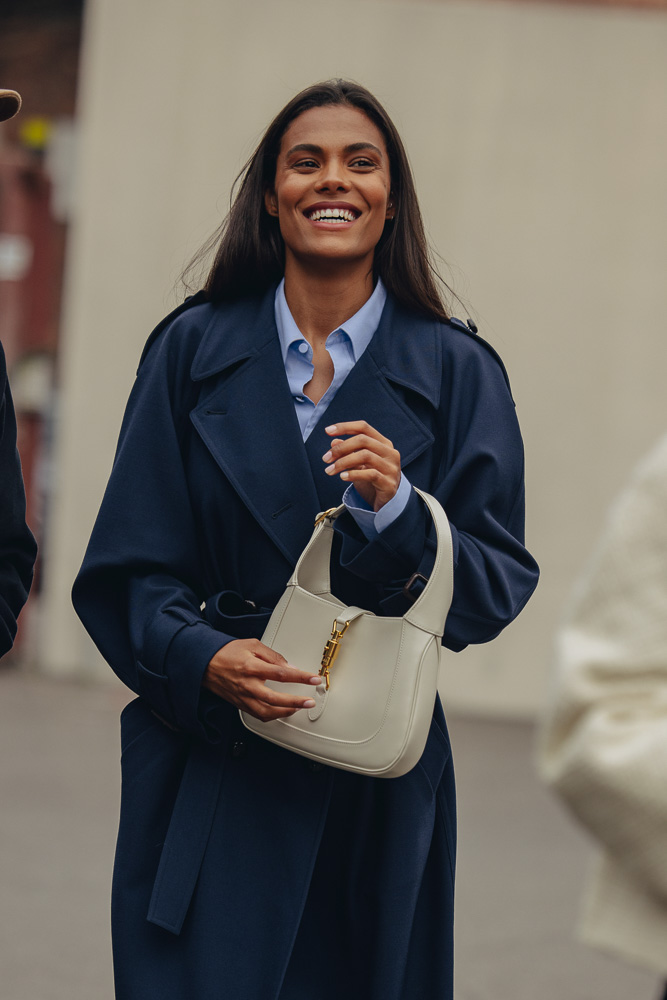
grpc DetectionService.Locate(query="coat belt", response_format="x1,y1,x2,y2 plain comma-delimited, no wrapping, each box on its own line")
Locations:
147,738,226,934
144,703,450,936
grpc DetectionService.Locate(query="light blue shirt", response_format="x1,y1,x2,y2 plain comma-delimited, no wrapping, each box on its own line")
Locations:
274,279,411,539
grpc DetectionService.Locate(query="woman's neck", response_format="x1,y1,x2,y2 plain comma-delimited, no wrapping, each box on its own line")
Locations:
283,258,375,345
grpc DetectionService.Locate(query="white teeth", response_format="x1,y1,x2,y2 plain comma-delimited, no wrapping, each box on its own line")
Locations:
308,208,357,222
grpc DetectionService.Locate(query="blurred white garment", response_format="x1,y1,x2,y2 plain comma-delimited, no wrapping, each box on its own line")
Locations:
539,431,667,977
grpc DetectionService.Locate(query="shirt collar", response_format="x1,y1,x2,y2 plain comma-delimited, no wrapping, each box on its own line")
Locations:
274,278,387,363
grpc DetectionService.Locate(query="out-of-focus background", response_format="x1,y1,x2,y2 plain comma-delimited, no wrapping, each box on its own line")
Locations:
1,0,666,997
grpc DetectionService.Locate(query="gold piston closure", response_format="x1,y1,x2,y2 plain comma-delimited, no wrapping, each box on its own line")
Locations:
319,618,351,691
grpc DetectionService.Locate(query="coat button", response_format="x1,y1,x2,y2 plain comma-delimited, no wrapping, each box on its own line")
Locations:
307,760,325,773
231,740,247,759
466,319,478,334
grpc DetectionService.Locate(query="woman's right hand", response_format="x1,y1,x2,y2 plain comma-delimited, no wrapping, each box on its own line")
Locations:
203,639,323,721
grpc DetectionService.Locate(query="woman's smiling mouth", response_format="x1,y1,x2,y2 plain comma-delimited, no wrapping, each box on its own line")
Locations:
305,203,361,224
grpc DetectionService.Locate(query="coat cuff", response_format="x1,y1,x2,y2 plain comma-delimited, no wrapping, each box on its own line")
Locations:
336,487,458,581
166,620,234,733
137,613,233,736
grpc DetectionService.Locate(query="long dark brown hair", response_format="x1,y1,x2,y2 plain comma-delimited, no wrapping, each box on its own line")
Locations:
183,79,452,322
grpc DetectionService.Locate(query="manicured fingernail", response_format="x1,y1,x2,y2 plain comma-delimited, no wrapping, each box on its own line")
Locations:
322,451,332,462
325,425,337,433
340,471,349,480
310,676,323,684
325,464,335,474
303,700,316,709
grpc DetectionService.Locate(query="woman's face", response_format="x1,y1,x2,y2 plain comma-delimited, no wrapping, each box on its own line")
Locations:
265,104,393,273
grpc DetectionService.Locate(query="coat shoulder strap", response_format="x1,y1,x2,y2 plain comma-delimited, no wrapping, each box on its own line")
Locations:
137,291,209,372
447,316,514,400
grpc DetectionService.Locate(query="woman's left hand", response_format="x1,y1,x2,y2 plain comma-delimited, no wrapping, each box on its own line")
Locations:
323,420,401,512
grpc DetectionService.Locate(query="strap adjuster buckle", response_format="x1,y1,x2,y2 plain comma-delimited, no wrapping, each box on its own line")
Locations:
402,572,429,604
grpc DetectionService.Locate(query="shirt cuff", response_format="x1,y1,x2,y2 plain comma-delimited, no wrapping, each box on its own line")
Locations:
343,473,412,541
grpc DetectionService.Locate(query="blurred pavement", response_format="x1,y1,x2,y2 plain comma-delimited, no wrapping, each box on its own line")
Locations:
0,669,660,1000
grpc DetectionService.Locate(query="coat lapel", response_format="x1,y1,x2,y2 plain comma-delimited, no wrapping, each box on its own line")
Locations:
190,289,442,563
303,296,440,508
189,291,321,566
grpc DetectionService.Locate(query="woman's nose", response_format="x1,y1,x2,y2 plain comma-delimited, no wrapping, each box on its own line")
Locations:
315,160,349,191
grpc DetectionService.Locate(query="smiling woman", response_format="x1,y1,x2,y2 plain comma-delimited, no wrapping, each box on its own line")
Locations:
72,79,539,1000
192,80,449,323
264,106,394,282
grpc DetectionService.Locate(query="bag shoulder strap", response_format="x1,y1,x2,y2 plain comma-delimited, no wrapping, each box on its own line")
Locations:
403,490,453,635
290,489,453,637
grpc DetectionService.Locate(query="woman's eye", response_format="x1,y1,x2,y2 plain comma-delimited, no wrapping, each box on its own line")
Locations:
350,158,375,169
294,159,318,169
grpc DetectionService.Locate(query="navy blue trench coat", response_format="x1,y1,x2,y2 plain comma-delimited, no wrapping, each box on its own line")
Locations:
0,341,37,658
73,287,538,1000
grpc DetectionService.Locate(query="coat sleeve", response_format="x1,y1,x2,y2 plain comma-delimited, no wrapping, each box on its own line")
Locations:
0,344,37,658
539,433,667,900
334,335,539,650
72,317,233,737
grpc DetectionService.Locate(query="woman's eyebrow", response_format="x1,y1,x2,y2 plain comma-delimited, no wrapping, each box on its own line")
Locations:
286,143,322,156
344,142,383,157
285,142,383,157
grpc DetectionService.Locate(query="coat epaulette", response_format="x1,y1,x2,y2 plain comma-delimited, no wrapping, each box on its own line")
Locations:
448,316,514,401
137,291,209,372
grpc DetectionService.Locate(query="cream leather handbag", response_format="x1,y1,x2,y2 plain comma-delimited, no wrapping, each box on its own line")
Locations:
240,489,453,778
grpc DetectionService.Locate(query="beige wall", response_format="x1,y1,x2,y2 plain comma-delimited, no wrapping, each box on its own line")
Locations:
40,0,667,716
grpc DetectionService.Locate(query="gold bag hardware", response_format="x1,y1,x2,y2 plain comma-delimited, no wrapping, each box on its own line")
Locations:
319,618,351,690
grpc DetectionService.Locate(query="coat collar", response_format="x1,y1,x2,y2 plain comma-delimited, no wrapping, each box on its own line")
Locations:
190,291,275,381
366,295,442,410
188,287,442,565
190,285,443,410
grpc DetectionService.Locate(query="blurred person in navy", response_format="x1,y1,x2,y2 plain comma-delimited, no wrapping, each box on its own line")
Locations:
72,80,539,1000
0,89,37,659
